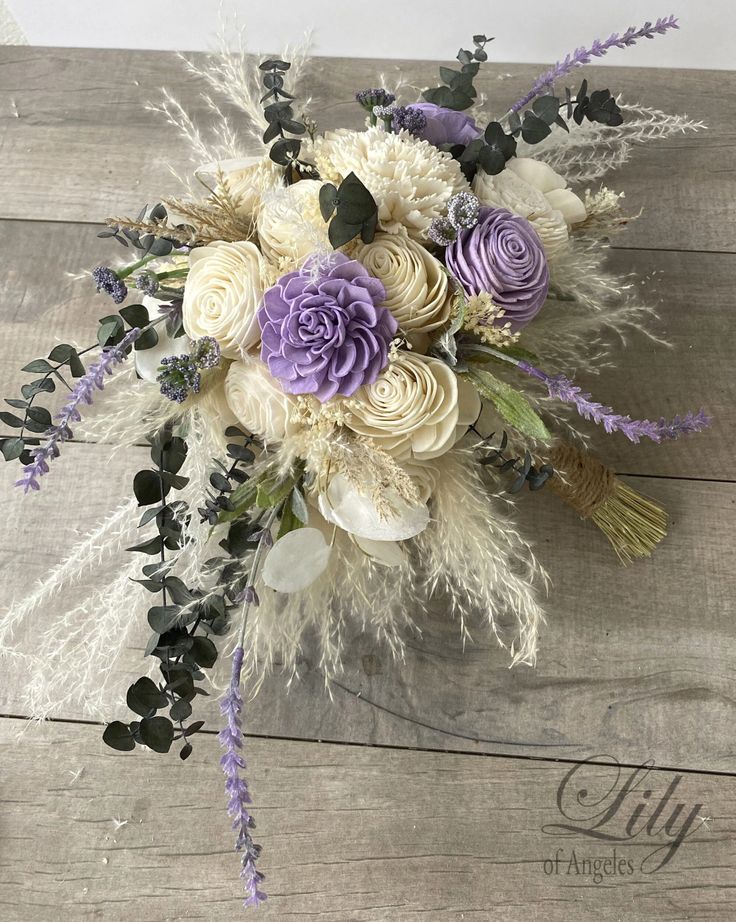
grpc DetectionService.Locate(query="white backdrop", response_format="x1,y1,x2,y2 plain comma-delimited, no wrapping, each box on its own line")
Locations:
3,0,734,69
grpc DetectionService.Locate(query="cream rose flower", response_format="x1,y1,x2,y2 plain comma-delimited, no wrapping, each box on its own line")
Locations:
315,127,467,240
346,352,466,460
195,367,240,431
354,233,452,333
225,358,301,444
472,157,586,256
256,179,329,266
182,241,265,358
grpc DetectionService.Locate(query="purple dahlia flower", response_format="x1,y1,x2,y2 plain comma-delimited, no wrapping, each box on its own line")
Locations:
403,102,481,147
445,207,550,329
258,253,397,402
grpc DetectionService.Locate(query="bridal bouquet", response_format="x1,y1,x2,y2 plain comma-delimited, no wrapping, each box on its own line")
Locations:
2,14,708,906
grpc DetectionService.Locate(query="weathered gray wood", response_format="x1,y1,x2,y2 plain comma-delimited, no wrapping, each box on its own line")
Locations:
2,445,734,772
0,48,733,252
0,220,729,481
1,717,735,922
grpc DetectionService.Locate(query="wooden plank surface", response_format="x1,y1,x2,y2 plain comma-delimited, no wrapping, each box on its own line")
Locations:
2,718,735,922
0,49,733,253
2,446,734,772
0,45,735,922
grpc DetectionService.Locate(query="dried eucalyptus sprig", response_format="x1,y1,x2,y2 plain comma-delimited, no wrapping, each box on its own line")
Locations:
104,429,229,759
259,57,314,178
477,430,554,493
423,33,493,111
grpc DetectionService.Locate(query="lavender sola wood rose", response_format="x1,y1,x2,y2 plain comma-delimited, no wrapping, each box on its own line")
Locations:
258,253,397,401
401,102,481,147
445,206,550,329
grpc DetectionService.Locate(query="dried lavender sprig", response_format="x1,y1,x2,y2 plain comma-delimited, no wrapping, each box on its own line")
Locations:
507,16,679,115
516,360,710,444
218,504,281,906
15,328,142,492
219,646,266,908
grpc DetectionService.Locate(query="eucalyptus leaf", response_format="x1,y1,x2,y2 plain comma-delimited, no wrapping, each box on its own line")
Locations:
127,676,168,717
22,359,53,374
47,343,75,363
190,636,218,669
147,605,181,633
120,303,150,328
102,721,136,752
1,437,24,461
139,716,174,753
0,411,24,428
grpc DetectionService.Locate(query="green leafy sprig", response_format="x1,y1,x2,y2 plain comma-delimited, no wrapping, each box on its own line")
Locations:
105,429,230,759
100,202,188,258
0,302,160,468
199,426,258,526
319,172,379,248
506,79,623,146
259,58,315,178
476,429,554,493
423,34,493,111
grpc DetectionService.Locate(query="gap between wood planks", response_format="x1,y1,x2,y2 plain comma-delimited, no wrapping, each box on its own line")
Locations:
4,709,736,781
1,213,733,256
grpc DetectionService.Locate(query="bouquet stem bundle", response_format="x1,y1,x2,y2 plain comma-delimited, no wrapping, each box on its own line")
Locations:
546,442,668,563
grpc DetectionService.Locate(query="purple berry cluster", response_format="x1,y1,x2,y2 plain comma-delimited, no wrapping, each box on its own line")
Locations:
92,266,128,304
157,335,221,403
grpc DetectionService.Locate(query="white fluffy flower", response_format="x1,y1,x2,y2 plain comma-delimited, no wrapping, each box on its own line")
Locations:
256,178,330,265
346,352,477,460
225,359,301,444
315,127,468,240
354,233,452,333
472,157,587,256
197,156,283,217
182,241,265,358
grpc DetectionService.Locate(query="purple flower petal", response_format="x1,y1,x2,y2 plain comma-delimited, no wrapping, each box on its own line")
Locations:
445,207,549,330
257,253,394,402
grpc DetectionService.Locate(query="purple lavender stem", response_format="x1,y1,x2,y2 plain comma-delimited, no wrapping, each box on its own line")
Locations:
508,16,679,114
15,328,142,493
517,360,710,444
219,645,266,908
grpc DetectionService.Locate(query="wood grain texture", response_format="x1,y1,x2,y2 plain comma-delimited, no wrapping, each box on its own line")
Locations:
0,220,730,481
0,46,735,922
1,718,735,922
2,446,734,772
0,48,733,252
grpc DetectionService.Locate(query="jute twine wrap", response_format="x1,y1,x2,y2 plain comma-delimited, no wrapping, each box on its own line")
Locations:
546,442,616,519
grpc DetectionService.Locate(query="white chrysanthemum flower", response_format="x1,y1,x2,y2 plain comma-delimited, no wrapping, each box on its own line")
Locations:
315,127,468,240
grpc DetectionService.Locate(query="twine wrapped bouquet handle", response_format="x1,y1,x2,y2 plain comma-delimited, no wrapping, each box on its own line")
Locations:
546,442,668,564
